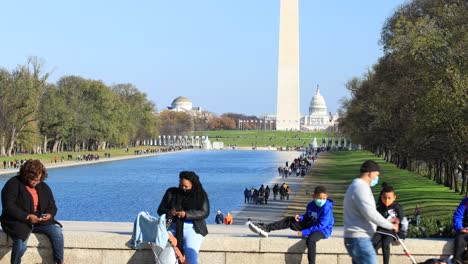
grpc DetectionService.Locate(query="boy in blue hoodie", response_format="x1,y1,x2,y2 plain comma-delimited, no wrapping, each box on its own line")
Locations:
248,185,334,264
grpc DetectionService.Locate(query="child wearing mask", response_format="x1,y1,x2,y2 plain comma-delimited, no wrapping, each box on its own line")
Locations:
372,185,405,264
247,185,334,264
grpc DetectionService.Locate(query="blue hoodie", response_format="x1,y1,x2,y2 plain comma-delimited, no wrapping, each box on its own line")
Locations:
299,198,334,238
453,197,468,232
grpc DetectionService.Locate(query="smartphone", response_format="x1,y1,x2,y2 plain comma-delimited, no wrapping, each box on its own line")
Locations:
40,214,48,218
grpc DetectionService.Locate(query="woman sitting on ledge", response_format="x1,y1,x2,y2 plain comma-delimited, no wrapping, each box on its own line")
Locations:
157,171,210,264
1,159,64,264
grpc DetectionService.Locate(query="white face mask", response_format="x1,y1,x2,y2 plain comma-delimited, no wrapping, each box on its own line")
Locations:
371,176,379,187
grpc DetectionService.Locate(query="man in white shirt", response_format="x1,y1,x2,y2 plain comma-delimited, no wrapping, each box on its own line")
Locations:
343,160,399,264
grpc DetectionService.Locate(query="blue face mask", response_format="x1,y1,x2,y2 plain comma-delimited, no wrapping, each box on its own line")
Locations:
370,176,379,187
314,199,326,207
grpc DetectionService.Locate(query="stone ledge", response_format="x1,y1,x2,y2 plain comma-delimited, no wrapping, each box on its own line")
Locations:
0,231,454,264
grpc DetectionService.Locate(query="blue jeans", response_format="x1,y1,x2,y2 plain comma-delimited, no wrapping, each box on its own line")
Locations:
169,222,205,264
10,224,64,264
344,237,377,264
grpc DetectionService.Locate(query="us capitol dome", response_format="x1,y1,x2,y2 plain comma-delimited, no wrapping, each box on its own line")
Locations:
301,86,338,131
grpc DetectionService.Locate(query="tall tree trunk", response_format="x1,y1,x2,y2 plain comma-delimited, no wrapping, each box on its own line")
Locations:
7,127,17,157
0,135,5,156
43,135,48,154
52,139,60,153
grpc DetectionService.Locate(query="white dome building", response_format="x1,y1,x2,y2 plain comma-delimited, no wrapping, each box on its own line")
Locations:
301,86,337,131
168,96,201,112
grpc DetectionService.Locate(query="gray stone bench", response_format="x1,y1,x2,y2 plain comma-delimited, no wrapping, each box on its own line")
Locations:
0,229,454,264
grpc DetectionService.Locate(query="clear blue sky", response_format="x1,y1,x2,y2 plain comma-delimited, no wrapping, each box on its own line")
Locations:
1,0,405,116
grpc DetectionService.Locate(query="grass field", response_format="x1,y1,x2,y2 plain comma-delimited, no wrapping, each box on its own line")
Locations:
284,150,463,227
191,130,336,147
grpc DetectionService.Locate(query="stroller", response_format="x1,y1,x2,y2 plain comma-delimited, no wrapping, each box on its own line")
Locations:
128,211,186,264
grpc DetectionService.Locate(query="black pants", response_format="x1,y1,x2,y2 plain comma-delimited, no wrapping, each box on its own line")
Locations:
267,216,325,264
454,232,468,262
372,233,394,264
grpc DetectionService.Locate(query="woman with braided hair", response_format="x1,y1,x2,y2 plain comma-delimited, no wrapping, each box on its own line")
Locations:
157,171,210,264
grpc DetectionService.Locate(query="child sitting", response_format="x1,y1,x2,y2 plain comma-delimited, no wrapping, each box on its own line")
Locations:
372,185,405,264
248,185,334,264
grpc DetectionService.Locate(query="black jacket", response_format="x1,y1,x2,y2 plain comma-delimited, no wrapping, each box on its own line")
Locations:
157,187,209,236
376,201,405,238
1,176,58,240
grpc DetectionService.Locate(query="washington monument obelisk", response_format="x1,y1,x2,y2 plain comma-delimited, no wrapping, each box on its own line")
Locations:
276,0,300,131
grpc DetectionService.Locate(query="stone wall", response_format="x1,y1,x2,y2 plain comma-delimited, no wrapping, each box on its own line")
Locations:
0,231,453,264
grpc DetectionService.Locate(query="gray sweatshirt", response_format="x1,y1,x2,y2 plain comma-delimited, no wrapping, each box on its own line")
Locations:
343,178,394,238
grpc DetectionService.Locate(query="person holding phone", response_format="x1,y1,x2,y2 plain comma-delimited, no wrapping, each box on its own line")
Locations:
1,159,64,264
157,171,210,264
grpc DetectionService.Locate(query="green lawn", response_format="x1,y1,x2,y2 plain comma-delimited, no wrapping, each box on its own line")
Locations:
285,150,463,228
191,130,336,147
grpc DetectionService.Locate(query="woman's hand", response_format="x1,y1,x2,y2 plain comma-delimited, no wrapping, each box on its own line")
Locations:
170,208,177,217
175,211,186,219
26,214,41,224
40,213,52,221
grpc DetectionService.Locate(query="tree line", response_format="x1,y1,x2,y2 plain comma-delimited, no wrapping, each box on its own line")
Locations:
0,58,265,156
0,57,159,156
339,0,467,193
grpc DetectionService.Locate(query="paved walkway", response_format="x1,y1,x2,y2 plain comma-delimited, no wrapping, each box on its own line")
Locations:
0,150,189,176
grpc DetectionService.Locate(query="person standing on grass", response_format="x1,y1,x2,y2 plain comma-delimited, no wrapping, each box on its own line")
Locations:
343,160,399,264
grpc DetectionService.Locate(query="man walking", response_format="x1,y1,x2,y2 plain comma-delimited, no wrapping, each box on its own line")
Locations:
343,160,399,264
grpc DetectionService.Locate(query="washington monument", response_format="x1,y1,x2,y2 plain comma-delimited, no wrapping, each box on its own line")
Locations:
276,0,300,131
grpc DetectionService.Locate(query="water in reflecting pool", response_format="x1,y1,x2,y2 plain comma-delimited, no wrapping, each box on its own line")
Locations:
0,150,300,223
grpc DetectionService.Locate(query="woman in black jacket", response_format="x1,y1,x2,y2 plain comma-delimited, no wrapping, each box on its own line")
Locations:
1,159,64,264
158,171,209,264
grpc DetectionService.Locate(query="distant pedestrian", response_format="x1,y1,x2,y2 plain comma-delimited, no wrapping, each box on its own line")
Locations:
273,184,279,200
215,210,224,224
224,212,233,225
2,160,6,169
244,188,250,204
264,186,270,204
414,204,421,226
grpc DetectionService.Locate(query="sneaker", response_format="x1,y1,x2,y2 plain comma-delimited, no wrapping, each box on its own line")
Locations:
248,222,261,234
248,222,269,238
258,229,269,238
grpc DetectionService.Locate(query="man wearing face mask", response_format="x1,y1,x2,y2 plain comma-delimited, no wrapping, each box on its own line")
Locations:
343,160,400,264
248,185,334,264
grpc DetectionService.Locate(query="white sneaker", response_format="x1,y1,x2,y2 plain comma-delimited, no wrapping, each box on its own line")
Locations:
248,222,269,238
258,229,269,238
248,222,261,234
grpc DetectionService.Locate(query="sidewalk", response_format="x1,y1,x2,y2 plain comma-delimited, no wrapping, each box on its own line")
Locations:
0,150,190,176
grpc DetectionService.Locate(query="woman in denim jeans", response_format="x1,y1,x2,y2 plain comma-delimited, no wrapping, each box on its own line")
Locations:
158,171,209,264
1,159,64,264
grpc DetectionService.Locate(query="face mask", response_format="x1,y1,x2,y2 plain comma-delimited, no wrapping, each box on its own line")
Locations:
180,187,192,195
370,176,379,187
381,198,395,207
314,199,326,207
